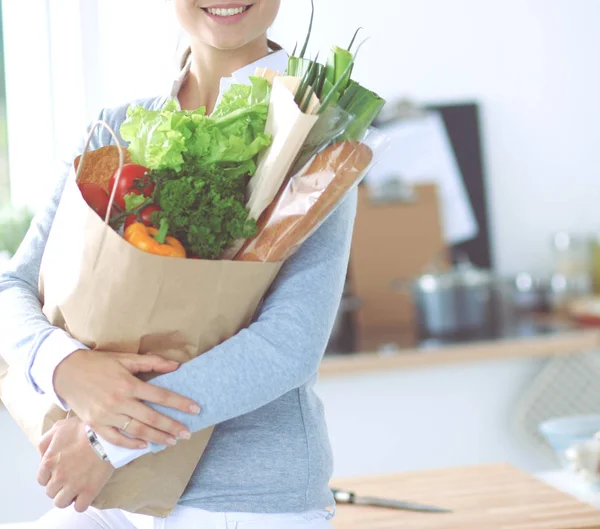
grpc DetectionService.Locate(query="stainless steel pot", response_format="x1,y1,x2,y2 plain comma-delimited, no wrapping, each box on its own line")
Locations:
327,288,363,353
392,259,497,339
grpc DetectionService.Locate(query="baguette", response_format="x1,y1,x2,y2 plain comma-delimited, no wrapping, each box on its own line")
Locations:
235,141,373,263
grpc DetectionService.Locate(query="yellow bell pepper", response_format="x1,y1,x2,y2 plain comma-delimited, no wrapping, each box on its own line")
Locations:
124,222,186,258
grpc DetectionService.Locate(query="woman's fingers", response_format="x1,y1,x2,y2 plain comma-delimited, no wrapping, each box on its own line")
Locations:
124,400,190,441
133,378,201,416
97,418,179,449
37,428,54,456
74,492,95,514
117,354,180,376
93,407,182,447
45,478,62,500
116,417,179,447
37,461,52,487
54,487,77,509
94,425,148,450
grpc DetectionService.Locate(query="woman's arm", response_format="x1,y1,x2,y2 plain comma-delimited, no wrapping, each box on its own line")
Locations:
98,188,358,468
0,111,200,448
0,123,98,409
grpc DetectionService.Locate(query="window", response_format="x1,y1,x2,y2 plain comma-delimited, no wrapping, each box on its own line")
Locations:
0,3,9,208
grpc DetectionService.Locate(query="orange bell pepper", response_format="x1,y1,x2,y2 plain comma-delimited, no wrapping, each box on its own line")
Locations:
124,221,186,258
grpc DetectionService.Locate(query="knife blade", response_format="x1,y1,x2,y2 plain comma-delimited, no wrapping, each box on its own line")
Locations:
331,488,452,513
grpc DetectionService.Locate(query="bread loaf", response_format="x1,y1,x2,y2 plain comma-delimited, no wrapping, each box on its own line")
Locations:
236,141,373,263
74,145,131,192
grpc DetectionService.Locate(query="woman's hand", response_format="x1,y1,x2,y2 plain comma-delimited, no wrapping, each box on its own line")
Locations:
37,416,114,513
53,350,201,448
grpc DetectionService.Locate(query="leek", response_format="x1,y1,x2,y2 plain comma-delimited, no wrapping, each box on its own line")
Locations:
285,7,387,132
337,81,385,141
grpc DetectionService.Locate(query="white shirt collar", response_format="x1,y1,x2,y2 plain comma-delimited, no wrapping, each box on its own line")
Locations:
166,49,289,108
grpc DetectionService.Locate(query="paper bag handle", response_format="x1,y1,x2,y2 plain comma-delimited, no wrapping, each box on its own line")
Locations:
74,120,127,225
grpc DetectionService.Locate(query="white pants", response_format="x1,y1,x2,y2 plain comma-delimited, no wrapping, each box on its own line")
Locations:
30,505,334,529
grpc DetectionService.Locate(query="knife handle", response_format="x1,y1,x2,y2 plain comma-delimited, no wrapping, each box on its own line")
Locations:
331,489,356,504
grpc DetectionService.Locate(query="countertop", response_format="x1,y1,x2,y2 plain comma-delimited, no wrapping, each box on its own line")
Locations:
320,318,600,377
330,463,600,529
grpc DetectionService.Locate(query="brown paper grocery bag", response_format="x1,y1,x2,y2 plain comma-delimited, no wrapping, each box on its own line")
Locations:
0,143,281,517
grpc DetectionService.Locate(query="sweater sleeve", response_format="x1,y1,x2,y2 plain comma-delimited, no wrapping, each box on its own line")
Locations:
98,189,358,468
0,115,104,409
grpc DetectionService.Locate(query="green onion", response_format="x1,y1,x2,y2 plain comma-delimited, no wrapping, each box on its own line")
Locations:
314,65,326,98
292,58,316,78
287,0,314,76
299,0,315,59
300,85,316,113
294,53,320,106
287,56,299,77
348,27,363,52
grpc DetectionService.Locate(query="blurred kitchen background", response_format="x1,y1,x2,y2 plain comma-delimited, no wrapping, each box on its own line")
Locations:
3,0,600,524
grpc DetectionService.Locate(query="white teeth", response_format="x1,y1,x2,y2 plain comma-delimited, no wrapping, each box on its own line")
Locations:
207,6,246,16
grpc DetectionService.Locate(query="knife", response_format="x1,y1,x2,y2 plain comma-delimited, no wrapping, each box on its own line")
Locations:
331,488,452,513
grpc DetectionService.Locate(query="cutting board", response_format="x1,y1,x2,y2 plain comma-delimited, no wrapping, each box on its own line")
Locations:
330,463,600,529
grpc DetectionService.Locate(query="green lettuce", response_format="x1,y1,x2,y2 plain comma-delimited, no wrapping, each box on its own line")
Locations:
120,76,272,172
210,76,270,119
120,99,202,171
123,193,147,212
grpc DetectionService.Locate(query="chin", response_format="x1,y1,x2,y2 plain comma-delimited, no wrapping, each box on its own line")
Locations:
206,35,252,51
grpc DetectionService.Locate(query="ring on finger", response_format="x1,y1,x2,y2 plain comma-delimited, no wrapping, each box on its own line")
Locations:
122,417,132,432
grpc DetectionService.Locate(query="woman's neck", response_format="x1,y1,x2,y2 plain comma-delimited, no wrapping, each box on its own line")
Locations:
178,37,270,114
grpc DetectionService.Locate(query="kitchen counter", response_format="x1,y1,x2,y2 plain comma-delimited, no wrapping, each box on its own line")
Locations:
320,322,600,377
330,463,600,529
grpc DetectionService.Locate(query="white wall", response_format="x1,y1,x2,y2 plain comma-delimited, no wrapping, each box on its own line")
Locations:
270,0,600,276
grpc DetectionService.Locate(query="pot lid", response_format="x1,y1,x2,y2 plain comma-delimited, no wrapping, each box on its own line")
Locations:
415,256,494,291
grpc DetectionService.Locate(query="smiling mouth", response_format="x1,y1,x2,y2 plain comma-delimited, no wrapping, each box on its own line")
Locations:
201,5,252,17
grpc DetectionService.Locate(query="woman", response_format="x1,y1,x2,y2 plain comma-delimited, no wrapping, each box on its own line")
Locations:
0,1,357,527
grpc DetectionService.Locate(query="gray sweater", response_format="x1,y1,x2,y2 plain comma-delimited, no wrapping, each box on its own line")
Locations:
0,96,357,513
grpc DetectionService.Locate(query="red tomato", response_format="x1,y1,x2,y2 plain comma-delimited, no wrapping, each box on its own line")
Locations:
78,183,109,218
139,205,162,225
124,205,162,230
124,214,137,230
109,164,154,210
